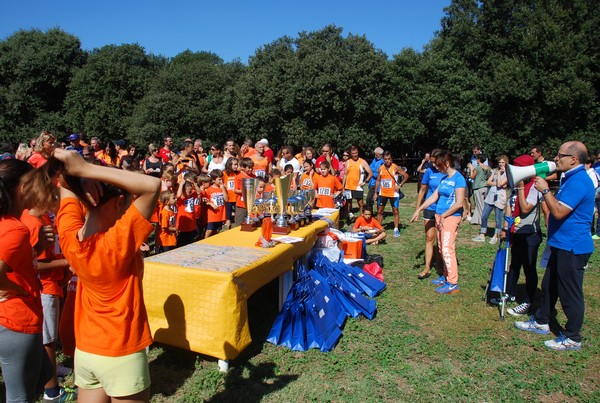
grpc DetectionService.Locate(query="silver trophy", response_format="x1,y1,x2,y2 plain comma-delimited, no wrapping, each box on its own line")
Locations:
241,177,259,231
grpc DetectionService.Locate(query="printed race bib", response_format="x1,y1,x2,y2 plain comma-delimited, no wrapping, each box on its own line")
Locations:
254,169,266,178
302,178,312,187
168,215,176,227
318,187,331,196
381,179,393,189
185,198,195,213
212,194,225,207
227,179,235,190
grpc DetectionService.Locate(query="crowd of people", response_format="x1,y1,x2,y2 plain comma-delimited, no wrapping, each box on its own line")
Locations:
0,130,599,401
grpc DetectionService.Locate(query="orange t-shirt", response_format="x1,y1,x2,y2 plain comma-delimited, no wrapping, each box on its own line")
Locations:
251,155,269,178
176,194,198,233
223,171,238,204
205,186,226,223
313,174,342,208
149,201,160,224
265,183,275,193
299,172,315,190
353,215,383,231
235,171,255,208
57,197,153,356
0,216,43,334
159,206,177,247
378,163,401,198
20,211,64,297
27,152,48,168
345,158,366,190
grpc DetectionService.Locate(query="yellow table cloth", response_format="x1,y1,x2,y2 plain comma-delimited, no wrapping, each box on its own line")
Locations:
143,214,336,360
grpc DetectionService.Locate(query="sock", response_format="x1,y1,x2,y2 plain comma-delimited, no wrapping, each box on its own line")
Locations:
45,386,60,398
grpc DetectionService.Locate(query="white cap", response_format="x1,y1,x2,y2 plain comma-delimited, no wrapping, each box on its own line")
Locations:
374,147,384,155
258,138,269,146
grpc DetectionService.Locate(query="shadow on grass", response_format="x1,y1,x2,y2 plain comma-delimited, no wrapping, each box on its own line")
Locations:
206,362,299,403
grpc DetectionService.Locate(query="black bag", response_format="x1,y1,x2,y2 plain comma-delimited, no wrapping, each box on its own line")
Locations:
365,253,384,268
398,190,405,200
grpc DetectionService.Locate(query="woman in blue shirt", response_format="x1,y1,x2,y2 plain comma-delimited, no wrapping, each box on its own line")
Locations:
413,149,444,279
411,151,466,294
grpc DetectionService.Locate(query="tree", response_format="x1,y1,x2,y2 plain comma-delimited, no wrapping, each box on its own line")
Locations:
129,51,244,147
64,44,159,142
0,28,85,141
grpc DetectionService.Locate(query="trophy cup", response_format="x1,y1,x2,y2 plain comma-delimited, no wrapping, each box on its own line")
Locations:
302,189,316,223
273,175,291,234
241,178,259,231
287,191,301,230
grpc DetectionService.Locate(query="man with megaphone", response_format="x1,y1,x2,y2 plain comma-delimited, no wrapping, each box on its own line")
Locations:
515,141,595,351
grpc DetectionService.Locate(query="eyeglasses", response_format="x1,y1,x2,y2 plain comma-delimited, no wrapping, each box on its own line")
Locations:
557,153,573,158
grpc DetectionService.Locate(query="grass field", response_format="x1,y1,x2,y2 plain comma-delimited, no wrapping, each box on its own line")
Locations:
5,183,599,402
144,183,599,402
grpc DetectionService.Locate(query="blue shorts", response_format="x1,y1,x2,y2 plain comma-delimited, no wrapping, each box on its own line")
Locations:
377,196,399,209
206,221,224,231
225,202,236,221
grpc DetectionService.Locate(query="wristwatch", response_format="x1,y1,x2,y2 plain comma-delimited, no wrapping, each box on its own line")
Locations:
541,188,550,196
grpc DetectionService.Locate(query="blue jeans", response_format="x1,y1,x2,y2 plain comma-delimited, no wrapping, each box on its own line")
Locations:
480,203,504,235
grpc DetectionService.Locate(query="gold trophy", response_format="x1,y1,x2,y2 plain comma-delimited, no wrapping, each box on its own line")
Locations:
273,175,291,234
241,178,259,231
302,189,316,223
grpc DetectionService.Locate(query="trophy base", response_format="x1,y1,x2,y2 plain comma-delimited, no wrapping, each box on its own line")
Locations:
273,225,290,235
240,222,258,232
289,222,300,231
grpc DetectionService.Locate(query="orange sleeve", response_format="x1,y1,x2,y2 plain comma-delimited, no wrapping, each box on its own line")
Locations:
19,211,42,249
353,216,366,229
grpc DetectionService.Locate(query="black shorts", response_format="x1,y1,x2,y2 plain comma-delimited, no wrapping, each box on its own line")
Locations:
206,221,224,231
225,202,236,220
345,190,364,200
377,196,399,208
423,209,436,220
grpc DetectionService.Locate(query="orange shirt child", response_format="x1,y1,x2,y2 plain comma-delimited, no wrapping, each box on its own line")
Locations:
299,172,315,190
353,215,384,232
159,205,177,248
176,191,198,233
235,170,256,209
57,198,153,356
313,173,342,208
223,171,238,204
206,185,227,223
20,211,65,297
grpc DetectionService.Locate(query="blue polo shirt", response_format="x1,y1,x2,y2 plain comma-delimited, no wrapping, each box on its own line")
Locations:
368,157,384,187
435,171,466,216
547,165,595,254
422,166,444,212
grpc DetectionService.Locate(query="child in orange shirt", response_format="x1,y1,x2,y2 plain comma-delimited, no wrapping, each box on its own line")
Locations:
299,159,315,190
53,148,160,402
223,157,239,229
352,204,386,245
196,174,211,240
176,173,199,246
205,169,228,237
234,158,255,226
284,164,298,190
159,190,178,252
313,161,342,209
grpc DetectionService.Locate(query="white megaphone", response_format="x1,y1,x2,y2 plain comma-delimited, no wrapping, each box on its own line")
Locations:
507,161,556,188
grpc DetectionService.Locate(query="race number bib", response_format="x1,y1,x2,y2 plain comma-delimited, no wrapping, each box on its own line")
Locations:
212,194,225,207
381,179,393,189
255,169,266,178
302,178,312,187
185,198,195,213
227,179,235,190
318,187,331,196
168,215,176,227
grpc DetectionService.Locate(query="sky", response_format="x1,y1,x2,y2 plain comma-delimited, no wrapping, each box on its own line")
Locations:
0,1,450,63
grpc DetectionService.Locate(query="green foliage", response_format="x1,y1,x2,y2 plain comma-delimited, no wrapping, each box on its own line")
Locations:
0,2,598,157
0,28,85,141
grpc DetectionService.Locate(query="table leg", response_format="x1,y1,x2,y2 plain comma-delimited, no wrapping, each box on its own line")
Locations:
218,359,229,372
279,270,294,310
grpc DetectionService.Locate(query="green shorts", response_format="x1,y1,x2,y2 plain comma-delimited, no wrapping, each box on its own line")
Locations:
74,348,151,397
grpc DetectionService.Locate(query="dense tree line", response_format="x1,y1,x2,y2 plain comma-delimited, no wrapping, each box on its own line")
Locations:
0,0,597,160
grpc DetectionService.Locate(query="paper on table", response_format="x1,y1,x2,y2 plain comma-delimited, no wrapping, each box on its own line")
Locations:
313,208,338,215
272,236,305,244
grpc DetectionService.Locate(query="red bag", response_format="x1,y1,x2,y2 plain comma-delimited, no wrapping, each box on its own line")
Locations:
363,262,384,281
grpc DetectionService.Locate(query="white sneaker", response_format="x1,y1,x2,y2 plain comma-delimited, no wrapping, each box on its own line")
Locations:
544,333,582,351
472,234,485,242
347,212,354,220
514,315,550,335
508,302,531,316
489,236,498,245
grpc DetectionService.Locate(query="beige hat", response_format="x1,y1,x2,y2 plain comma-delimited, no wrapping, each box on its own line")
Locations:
374,147,384,155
